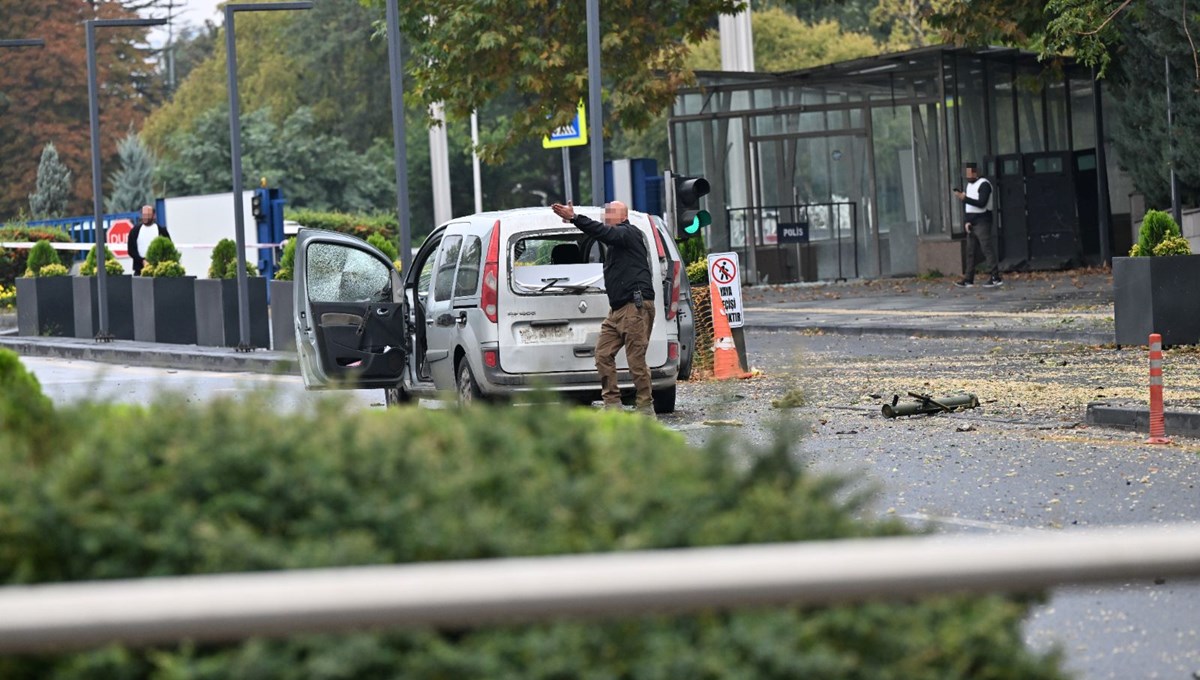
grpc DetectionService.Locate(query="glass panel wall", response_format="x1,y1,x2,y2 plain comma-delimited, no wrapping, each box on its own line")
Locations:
990,61,1017,155
1018,67,1046,152
1046,78,1069,151
1070,76,1096,150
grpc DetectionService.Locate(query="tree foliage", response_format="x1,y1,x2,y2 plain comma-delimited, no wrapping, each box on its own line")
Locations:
105,130,156,213
0,0,162,220
28,143,72,220
0,355,1069,679
689,9,881,72
374,0,745,162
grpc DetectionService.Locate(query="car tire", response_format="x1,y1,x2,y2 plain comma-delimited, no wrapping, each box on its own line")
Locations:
456,360,482,405
384,385,416,407
652,385,676,414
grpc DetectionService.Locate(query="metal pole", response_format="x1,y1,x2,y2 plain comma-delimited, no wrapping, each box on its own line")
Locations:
1092,67,1113,266
0,39,45,48
385,0,412,272
84,20,164,341
1,524,1200,652
561,147,573,204
86,22,109,341
1165,56,1181,225
471,111,484,213
586,0,604,205
224,3,312,350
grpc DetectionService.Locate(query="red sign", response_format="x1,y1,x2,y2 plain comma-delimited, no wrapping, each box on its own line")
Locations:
107,219,133,258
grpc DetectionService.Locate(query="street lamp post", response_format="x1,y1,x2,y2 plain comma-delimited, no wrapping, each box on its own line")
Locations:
87,18,166,342
385,0,413,273
223,2,313,351
586,0,604,205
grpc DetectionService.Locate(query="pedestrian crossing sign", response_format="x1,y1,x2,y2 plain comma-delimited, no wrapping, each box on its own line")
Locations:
542,103,588,149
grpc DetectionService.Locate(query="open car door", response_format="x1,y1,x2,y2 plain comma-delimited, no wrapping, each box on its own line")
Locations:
293,229,407,389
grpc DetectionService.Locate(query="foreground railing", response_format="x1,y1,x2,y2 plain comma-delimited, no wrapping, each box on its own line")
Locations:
1,523,1198,653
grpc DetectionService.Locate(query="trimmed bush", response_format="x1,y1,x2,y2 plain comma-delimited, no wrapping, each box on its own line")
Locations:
144,236,181,268
0,283,14,309
274,237,296,281
367,232,399,262
22,240,60,278
0,353,1068,679
208,238,238,278
1130,209,1184,256
144,260,186,278
679,233,707,266
287,209,401,243
79,245,125,276
36,263,69,277
1151,234,1192,256
0,226,73,286
0,349,57,462
686,257,708,285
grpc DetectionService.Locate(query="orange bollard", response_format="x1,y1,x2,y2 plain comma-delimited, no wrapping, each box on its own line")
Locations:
709,279,751,380
1146,333,1172,445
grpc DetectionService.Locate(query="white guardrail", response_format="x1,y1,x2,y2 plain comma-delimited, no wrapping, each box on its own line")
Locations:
1,523,1199,653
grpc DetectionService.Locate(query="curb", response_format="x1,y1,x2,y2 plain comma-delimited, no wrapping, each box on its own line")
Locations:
744,322,1111,345
1086,402,1200,439
0,336,297,375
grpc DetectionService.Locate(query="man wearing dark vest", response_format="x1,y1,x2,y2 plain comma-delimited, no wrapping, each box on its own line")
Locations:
954,162,1002,288
128,204,173,276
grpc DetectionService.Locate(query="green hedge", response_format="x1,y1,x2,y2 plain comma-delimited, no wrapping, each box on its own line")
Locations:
0,349,1066,679
0,225,73,286
287,208,399,243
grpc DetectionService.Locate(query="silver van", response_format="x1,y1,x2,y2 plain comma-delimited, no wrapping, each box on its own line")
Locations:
292,206,681,412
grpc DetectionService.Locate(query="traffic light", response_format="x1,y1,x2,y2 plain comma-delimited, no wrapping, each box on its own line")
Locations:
251,190,265,221
674,174,711,236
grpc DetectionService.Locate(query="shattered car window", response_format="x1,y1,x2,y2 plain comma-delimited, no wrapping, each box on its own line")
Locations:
306,242,391,303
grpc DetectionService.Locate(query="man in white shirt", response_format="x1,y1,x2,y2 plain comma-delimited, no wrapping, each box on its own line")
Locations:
128,204,173,275
953,163,1001,288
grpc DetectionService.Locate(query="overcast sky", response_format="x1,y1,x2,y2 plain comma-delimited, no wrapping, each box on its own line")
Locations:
174,0,224,26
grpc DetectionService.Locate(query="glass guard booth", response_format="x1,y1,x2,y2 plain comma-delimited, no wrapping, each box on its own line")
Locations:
670,46,1125,284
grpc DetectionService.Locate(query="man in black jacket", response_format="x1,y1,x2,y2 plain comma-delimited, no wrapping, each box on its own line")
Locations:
128,204,173,276
550,200,656,413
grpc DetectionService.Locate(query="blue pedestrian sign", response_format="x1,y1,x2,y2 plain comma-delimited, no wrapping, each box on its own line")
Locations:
543,103,589,149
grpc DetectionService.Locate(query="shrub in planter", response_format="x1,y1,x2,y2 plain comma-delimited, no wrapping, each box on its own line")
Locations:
0,284,14,309
679,233,707,266
1114,208,1200,345
78,244,124,276
15,241,74,336
74,244,133,339
274,237,296,281
1129,209,1190,256
0,373,1068,679
132,252,197,344
686,257,708,285
22,240,59,278
196,239,269,347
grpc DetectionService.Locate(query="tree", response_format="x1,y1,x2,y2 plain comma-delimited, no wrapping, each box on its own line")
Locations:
105,130,156,213
366,0,745,162
689,9,881,72
0,0,161,220
28,143,72,219
871,0,959,49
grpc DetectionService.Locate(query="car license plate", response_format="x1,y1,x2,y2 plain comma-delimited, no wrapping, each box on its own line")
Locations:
519,325,571,343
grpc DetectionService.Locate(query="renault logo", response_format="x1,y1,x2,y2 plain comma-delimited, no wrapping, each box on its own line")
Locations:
578,300,588,314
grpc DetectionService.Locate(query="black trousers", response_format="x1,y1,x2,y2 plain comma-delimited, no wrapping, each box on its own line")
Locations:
964,214,999,281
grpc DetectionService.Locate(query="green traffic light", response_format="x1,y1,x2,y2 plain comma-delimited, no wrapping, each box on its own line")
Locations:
684,210,711,235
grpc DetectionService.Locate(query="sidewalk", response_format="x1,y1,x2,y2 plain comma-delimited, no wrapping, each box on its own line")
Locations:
740,268,1114,345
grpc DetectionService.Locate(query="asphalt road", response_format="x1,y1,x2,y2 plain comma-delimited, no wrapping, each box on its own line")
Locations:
19,334,1200,680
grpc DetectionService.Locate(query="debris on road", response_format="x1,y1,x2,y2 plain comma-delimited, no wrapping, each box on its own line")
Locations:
882,391,980,418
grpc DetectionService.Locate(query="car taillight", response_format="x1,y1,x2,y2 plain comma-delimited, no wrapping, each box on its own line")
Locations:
667,261,681,321
483,349,498,368
481,220,500,323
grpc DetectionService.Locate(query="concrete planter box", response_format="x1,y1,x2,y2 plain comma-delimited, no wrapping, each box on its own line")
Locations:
269,279,295,351
1113,254,1200,346
15,276,74,337
195,277,269,348
132,276,198,345
72,275,134,340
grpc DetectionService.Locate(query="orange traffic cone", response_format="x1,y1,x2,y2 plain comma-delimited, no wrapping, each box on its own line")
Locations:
710,279,751,380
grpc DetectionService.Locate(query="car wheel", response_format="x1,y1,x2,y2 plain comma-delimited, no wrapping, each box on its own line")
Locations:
456,360,482,405
652,385,676,414
384,385,416,407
